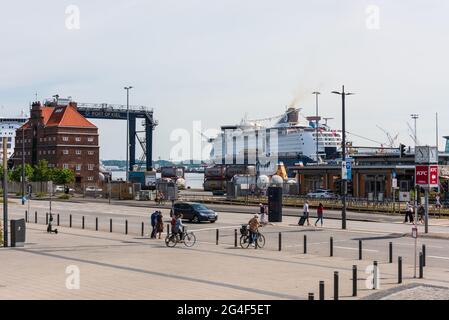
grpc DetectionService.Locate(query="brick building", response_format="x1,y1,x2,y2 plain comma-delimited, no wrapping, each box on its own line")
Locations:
13,100,100,184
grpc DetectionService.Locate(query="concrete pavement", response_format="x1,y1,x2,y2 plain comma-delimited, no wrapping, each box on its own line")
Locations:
1,223,448,300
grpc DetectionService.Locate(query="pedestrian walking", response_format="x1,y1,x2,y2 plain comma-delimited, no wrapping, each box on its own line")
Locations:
315,203,324,227
301,200,311,226
418,204,425,224
156,211,164,239
404,201,414,224
259,204,267,225
150,210,158,238
435,194,442,209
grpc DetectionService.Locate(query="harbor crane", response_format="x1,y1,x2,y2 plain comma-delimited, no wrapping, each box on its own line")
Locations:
376,125,399,148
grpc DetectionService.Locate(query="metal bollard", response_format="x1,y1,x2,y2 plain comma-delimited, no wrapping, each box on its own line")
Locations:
359,240,362,260
57,214,60,226
82,216,85,229
234,229,237,248
35,211,37,223
389,242,393,263
308,293,314,300
333,271,339,300
141,222,144,237
352,265,357,297
278,232,282,251
303,235,307,254
167,223,170,236
46,213,48,225
95,217,98,231
319,281,325,300
422,244,426,267
216,229,219,245
25,210,28,223
125,220,128,235
419,252,424,279
373,261,378,290
330,237,334,257
110,219,112,233
398,256,402,284
69,214,72,228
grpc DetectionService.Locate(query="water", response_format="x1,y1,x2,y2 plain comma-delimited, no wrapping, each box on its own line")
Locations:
110,171,204,189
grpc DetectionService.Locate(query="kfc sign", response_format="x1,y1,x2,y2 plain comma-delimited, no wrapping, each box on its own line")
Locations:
429,165,439,185
415,165,439,186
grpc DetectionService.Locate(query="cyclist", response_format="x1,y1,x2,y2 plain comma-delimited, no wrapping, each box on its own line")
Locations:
174,213,185,240
248,214,261,246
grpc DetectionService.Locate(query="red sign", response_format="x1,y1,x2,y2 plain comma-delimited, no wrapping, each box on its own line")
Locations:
415,165,439,186
415,165,429,185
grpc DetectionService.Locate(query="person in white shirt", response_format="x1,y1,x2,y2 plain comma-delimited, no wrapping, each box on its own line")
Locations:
404,201,414,224
302,200,311,226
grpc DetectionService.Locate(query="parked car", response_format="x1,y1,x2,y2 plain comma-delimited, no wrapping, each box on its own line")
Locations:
85,186,103,192
306,189,336,199
54,185,75,193
170,202,218,223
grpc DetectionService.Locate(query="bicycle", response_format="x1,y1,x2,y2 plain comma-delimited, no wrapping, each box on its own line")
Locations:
239,225,265,249
165,229,196,248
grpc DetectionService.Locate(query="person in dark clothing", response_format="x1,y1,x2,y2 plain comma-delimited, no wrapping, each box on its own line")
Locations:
150,211,158,238
156,211,164,239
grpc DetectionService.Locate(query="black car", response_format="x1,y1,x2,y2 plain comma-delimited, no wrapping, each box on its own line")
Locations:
170,202,218,223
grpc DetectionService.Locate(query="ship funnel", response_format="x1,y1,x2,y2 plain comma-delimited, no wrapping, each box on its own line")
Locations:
286,107,299,124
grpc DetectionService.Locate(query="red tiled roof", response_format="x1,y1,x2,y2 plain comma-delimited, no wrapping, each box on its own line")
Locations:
42,106,54,124
46,105,96,128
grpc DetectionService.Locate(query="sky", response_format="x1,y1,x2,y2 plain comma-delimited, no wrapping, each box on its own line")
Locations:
1,0,448,161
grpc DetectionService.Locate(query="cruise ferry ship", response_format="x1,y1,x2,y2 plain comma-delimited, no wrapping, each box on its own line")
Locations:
209,108,343,176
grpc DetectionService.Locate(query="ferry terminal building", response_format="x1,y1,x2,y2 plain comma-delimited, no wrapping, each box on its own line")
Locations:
289,150,449,201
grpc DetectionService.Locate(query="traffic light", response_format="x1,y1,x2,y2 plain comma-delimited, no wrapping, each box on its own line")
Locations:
399,144,406,158
7,158,14,170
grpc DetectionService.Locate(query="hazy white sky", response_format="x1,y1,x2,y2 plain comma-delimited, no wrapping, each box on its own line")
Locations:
1,0,448,160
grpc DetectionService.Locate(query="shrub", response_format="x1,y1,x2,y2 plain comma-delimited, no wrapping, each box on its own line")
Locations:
36,192,47,198
58,194,70,200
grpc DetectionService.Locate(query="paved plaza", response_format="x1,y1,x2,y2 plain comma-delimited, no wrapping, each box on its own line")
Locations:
1,200,449,300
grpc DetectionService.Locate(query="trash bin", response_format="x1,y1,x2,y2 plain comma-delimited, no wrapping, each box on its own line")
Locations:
10,219,26,247
268,186,283,222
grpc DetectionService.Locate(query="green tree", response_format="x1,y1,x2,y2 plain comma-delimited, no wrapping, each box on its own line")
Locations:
31,160,51,182
9,164,33,182
50,168,75,185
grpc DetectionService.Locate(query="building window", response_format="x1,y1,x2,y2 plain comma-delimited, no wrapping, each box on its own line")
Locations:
76,150,81,155
87,137,94,142
63,137,69,142
63,164,69,169
75,137,81,142
88,164,94,171
88,151,94,155
43,150,46,155
76,164,81,171
63,149,69,155
87,177,94,181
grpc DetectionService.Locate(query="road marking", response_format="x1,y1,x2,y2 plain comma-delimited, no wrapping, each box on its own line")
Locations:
394,243,443,249
427,255,449,260
334,246,378,252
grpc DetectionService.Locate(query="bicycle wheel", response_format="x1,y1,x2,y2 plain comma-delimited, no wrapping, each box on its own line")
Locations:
165,234,177,247
183,232,196,247
256,234,265,249
240,235,250,249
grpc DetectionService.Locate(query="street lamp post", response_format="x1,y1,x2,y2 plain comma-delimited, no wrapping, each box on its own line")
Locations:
312,92,321,162
411,114,419,147
332,86,355,230
21,126,25,205
124,86,133,182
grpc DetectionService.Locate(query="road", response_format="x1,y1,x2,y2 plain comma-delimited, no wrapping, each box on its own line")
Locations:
5,198,449,270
